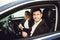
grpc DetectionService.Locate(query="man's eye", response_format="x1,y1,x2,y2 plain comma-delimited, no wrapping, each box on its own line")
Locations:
37,14,40,15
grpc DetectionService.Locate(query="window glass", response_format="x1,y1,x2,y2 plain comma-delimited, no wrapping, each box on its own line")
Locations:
11,9,31,17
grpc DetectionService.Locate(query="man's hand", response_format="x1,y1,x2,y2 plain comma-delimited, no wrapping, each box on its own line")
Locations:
22,31,28,38
18,24,24,30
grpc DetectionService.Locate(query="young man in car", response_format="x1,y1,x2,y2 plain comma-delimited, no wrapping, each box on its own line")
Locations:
21,8,49,37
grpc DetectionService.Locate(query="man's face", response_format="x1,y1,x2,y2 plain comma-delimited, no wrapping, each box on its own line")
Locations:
33,11,42,22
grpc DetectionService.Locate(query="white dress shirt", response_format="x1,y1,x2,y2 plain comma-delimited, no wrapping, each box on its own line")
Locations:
30,19,42,36
24,20,29,29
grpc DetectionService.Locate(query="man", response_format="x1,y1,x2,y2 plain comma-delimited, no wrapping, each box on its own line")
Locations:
30,8,49,36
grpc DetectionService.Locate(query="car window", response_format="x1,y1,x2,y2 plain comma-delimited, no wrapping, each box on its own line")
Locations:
0,2,58,40
11,8,44,18
10,6,56,33
11,9,31,17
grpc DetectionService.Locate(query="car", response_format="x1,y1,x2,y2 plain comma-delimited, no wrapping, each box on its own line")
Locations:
0,0,60,40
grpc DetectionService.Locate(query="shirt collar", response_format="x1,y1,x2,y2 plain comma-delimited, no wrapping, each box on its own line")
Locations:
34,19,42,24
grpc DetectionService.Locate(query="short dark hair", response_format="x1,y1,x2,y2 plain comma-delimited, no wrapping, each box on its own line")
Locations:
31,8,42,14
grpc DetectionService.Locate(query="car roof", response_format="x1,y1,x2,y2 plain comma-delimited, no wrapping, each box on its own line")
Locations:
0,0,59,12
0,0,31,12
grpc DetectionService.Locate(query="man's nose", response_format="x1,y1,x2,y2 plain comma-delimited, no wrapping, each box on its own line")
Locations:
35,15,38,18
35,15,38,17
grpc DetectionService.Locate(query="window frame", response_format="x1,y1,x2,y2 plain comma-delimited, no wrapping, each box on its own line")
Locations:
0,1,59,39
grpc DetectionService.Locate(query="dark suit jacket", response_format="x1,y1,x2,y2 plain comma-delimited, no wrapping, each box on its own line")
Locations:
30,19,49,36
20,19,33,35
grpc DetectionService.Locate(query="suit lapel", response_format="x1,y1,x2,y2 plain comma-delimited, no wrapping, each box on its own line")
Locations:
32,20,44,36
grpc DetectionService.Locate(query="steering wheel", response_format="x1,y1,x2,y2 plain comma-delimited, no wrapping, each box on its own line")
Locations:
7,16,21,36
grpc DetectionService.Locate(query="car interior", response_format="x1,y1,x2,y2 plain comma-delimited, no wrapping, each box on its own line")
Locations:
0,1,58,40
